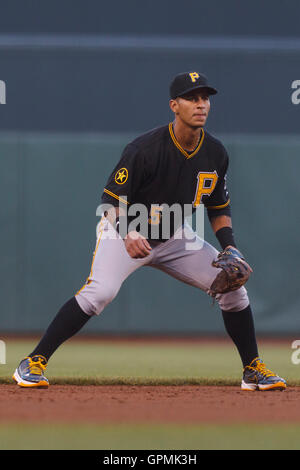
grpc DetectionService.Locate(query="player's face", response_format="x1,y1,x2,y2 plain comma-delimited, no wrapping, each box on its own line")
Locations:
170,90,211,128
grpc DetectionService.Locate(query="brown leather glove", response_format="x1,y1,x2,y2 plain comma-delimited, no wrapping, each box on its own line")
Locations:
209,247,252,297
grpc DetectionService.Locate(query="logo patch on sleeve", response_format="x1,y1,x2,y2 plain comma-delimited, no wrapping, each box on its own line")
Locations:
115,168,128,185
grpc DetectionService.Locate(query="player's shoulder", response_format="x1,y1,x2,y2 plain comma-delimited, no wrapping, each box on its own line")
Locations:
126,124,169,153
204,130,228,157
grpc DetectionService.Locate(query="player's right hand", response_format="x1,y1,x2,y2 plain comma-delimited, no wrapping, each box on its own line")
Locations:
124,231,152,259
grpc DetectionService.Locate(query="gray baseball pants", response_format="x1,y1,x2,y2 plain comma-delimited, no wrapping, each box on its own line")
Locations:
76,218,249,316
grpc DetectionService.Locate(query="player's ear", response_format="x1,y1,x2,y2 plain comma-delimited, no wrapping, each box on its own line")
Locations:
169,99,178,114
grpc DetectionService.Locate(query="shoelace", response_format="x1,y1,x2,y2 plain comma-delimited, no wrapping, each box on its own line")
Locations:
248,361,274,378
26,357,46,375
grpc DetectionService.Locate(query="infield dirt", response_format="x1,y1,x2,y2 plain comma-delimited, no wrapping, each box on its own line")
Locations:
1,384,299,424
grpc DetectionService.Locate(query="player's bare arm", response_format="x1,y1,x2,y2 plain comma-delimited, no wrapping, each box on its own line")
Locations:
210,215,234,249
210,214,253,278
210,214,232,233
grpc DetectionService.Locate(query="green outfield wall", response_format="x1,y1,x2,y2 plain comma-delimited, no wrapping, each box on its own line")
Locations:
1,132,299,335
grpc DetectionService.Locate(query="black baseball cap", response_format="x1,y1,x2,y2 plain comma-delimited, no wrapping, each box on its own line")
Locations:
170,72,218,99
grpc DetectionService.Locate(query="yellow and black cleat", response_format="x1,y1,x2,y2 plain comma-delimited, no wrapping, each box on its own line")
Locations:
241,357,286,391
13,355,49,388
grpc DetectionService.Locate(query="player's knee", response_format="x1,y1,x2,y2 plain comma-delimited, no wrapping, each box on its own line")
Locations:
76,281,119,316
93,283,119,314
216,286,249,312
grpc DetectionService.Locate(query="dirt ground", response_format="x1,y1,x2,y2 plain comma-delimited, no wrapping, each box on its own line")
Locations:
1,384,299,424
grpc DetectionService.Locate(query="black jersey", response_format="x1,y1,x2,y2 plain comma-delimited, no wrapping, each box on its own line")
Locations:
101,123,230,241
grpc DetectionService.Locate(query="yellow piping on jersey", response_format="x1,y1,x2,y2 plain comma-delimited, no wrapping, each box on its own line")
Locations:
168,123,205,159
103,188,129,205
207,199,231,210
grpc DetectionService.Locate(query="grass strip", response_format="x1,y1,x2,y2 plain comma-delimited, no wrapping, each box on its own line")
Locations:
1,422,300,450
2,376,300,386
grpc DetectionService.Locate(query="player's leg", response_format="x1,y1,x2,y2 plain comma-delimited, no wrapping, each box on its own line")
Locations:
150,223,256,363
12,296,90,388
13,218,153,387
150,224,286,390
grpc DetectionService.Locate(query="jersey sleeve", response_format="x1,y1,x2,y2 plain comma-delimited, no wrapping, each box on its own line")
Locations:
205,147,231,218
101,144,144,209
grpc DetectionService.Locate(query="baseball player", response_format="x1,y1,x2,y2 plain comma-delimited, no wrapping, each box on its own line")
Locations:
13,72,286,391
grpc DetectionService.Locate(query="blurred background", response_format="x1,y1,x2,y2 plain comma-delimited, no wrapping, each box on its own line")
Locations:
0,0,299,335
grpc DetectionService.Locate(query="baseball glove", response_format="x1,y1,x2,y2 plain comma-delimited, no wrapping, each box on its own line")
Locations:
209,247,252,297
